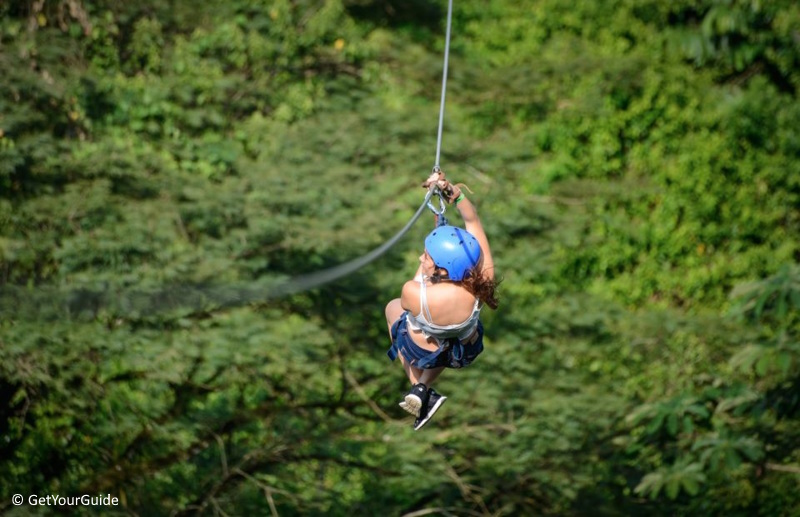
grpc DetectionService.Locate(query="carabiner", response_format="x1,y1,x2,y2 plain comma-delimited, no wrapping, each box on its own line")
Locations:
426,187,447,216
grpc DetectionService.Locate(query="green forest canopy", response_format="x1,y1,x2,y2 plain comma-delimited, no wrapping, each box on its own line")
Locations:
1,0,799,515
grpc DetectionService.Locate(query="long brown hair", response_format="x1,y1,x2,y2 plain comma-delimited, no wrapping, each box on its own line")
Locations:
431,267,499,310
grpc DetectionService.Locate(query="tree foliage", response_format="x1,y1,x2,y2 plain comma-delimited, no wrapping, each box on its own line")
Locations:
1,0,799,515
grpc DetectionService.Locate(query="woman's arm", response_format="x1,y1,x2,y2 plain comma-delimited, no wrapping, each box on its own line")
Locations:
400,280,420,313
455,195,495,281
422,170,495,281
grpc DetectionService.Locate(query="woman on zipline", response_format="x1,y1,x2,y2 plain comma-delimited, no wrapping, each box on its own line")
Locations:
385,170,498,430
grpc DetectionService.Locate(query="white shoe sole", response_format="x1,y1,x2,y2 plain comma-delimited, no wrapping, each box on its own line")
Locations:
400,394,424,417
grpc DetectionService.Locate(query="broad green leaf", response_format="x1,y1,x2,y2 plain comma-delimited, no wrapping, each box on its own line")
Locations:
667,413,679,436
665,477,681,500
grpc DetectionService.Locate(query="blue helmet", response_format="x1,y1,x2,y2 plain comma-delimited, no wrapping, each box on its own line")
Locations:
424,225,482,281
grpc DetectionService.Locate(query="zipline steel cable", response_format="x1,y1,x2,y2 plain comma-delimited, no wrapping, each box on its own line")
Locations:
434,0,454,171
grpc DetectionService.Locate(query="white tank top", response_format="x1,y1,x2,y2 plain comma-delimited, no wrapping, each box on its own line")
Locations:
406,276,482,342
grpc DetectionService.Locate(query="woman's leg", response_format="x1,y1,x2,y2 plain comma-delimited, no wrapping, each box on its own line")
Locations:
385,299,425,385
384,298,404,334
418,367,444,386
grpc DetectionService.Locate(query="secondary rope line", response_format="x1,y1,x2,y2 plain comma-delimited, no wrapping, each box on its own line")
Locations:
434,0,455,170
1,191,438,320
266,188,436,297
3,6,460,320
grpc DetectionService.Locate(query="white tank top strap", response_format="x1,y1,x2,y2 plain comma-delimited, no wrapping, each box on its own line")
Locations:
419,278,435,322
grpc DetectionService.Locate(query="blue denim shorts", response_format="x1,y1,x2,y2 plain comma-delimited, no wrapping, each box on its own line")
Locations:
387,312,484,369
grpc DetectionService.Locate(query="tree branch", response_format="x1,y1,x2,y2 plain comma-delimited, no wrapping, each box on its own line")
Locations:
766,462,800,474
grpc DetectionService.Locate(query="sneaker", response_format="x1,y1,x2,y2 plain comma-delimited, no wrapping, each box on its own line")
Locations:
398,383,428,417
413,388,447,431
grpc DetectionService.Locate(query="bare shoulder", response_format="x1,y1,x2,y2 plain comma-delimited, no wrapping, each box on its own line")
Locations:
424,282,477,323
400,280,421,313
426,281,474,307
